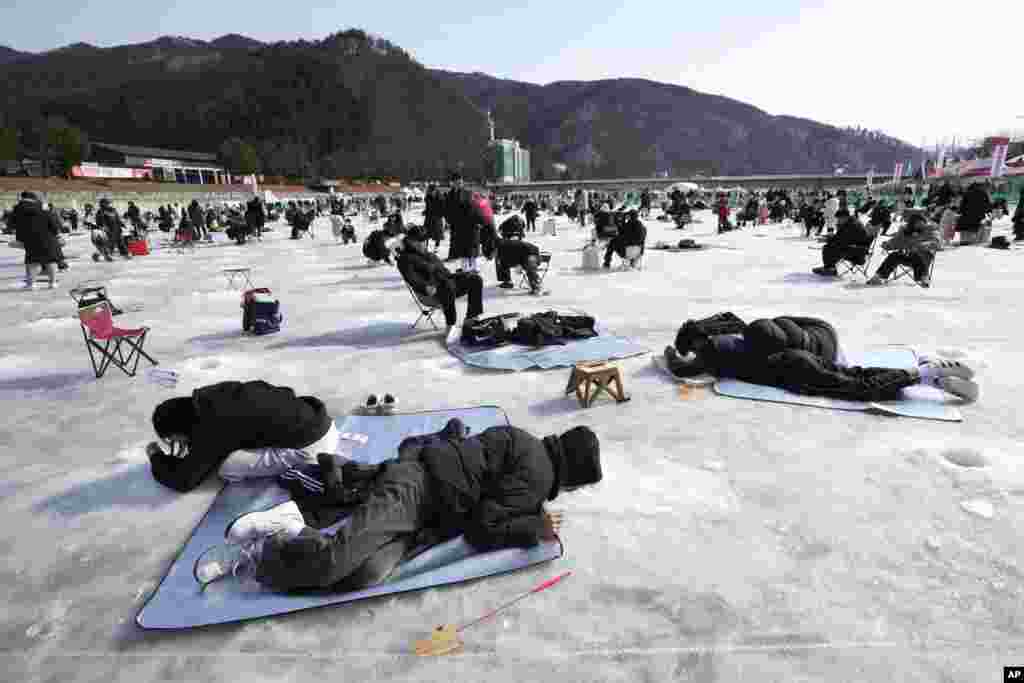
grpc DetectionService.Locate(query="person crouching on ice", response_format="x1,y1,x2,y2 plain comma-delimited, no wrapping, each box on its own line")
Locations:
663,313,979,404
146,380,340,493
193,422,602,592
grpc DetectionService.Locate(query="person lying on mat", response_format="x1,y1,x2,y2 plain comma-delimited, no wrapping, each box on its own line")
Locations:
812,213,875,277
480,219,544,295
397,227,484,341
603,209,647,268
193,421,603,591
662,312,978,403
146,381,339,493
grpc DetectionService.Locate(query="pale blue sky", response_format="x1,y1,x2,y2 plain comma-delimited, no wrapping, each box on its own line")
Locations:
2,0,1021,146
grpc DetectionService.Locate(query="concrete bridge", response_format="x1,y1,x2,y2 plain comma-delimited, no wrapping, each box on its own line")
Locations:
491,174,878,194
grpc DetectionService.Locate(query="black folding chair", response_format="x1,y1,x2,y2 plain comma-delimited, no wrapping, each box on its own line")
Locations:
402,278,443,330
836,231,882,280
516,252,552,290
890,252,936,288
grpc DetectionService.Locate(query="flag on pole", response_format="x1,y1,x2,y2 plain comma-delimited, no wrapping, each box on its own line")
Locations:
920,158,928,180
905,159,913,178
867,168,874,187
990,137,1010,178
892,162,903,184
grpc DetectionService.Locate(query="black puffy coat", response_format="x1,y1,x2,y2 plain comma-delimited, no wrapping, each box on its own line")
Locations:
149,381,333,492
12,199,61,264
396,245,451,294
397,425,558,550
959,185,991,230
707,316,839,380
445,187,487,259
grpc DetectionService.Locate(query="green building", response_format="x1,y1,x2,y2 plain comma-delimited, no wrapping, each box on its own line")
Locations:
492,139,530,183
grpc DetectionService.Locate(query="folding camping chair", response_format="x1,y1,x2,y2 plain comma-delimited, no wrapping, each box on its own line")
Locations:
402,278,443,330
620,245,644,270
222,267,255,290
515,252,552,290
69,281,123,316
890,252,936,288
173,228,196,254
78,301,158,378
835,231,882,280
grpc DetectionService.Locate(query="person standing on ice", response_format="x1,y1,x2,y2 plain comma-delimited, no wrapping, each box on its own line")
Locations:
663,313,979,403
146,381,340,493
11,191,61,289
193,420,602,592
444,173,492,271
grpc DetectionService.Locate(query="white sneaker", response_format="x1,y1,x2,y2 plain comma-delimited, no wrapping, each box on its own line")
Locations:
194,539,265,588
224,500,306,545
48,280,59,289
445,323,461,347
218,447,317,482
918,357,975,381
937,377,979,404
21,281,37,290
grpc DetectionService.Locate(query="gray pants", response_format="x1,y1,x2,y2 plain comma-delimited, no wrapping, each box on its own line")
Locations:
256,461,436,591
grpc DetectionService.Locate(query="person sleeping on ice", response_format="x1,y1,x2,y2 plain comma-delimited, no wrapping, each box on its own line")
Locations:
662,312,978,404
193,421,602,592
146,381,339,493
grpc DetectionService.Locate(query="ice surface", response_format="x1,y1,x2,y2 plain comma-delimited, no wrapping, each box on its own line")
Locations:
1,211,1022,681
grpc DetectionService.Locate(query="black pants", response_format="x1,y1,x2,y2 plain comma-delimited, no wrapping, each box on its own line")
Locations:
604,238,641,266
821,241,866,268
876,251,932,280
497,253,539,290
437,271,483,325
257,461,437,591
747,349,917,402
525,216,537,232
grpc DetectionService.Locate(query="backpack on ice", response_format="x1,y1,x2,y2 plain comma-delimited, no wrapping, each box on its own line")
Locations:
242,288,283,335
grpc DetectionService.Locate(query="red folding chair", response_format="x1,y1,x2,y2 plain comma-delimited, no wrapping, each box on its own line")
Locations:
78,301,158,378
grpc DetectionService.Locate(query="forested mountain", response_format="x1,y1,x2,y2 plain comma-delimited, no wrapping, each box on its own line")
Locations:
0,32,491,179
0,32,916,180
430,70,918,177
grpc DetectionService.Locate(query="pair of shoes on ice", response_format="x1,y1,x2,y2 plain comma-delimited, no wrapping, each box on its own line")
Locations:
359,393,397,415
918,356,979,403
812,266,838,277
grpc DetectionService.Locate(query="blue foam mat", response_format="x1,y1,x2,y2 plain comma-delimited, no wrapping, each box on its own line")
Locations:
448,319,648,371
136,406,563,630
713,347,963,422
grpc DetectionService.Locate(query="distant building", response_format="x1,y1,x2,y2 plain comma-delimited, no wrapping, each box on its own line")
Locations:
487,110,530,183
492,139,531,184
84,142,228,184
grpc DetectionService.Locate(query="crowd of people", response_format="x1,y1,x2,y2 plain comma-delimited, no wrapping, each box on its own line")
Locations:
4,169,1004,600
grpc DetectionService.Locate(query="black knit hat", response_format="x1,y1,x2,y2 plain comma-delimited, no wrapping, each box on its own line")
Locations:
557,426,602,488
151,397,197,438
20,191,39,202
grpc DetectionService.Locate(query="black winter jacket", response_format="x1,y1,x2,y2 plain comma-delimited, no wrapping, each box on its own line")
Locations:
150,381,333,492
707,316,839,380
397,425,558,550
396,247,452,295
12,200,61,264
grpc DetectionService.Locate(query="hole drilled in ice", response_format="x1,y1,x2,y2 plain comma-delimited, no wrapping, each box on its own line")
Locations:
940,447,988,468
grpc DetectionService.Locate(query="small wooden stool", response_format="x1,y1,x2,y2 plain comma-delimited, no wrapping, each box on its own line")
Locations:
565,361,630,408
223,267,254,290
